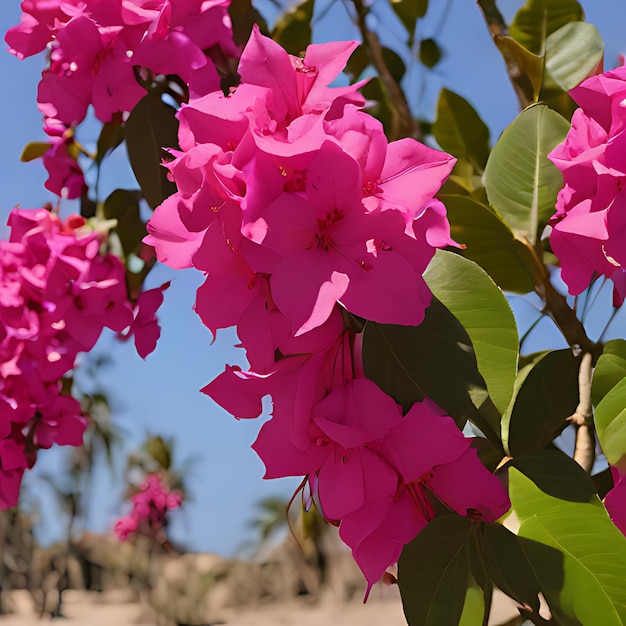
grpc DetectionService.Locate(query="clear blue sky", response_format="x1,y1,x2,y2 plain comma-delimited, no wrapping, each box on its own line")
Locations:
1,0,625,555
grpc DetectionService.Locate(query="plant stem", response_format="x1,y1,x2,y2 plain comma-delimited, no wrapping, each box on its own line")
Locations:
569,352,596,473
350,0,418,140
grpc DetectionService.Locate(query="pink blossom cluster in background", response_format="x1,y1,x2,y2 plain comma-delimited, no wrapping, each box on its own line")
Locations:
549,65,626,305
6,0,238,198
145,26,511,595
0,208,163,509
114,473,183,541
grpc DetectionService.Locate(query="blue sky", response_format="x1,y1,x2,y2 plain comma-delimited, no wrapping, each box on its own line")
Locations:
1,0,625,555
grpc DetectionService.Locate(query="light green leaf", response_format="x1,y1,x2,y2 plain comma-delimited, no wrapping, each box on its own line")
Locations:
433,89,490,172
442,194,537,293
424,250,518,415
502,349,580,457
544,21,604,93
483,104,570,244
509,0,584,55
399,516,473,626
458,585,484,626
592,339,626,407
510,467,626,625
494,35,544,103
595,377,626,468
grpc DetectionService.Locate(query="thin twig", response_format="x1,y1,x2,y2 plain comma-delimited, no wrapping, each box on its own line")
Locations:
569,352,596,473
350,0,418,140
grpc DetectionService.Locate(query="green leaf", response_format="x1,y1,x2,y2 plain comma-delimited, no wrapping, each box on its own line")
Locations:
424,250,518,415
344,44,370,81
493,35,544,103
390,0,428,43
96,115,125,164
272,0,314,56
510,467,626,625
511,448,597,502
360,77,394,139
362,298,501,446
543,22,604,93
399,516,473,626
502,349,580,457
479,523,542,613
509,0,584,55
124,92,179,209
595,377,626,469
433,89,490,172
483,104,570,245
458,584,485,626
419,38,442,69
20,141,50,162
102,189,146,258
442,195,537,293
592,340,626,407
228,0,269,46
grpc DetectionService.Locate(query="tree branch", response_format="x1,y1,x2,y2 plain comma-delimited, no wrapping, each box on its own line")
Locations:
569,351,596,473
350,0,418,141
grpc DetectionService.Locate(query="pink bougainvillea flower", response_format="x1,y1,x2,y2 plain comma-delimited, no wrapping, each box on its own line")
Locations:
124,281,170,359
605,466,626,536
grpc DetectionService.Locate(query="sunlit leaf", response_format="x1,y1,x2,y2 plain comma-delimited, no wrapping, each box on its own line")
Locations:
494,35,544,103
125,92,179,209
441,194,537,293
502,349,580,457
510,467,626,625
509,0,584,55
543,21,604,94
595,377,626,469
399,516,473,626
424,250,518,416
483,104,570,244
592,340,626,407
433,89,490,172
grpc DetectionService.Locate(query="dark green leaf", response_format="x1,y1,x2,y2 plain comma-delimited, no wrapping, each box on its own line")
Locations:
399,516,472,626
510,467,626,625
228,0,269,47
381,46,406,84
360,77,394,139
362,298,501,446
543,22,604,93
344,44,369,80
441,195,537,293
103,189,146,258
479,523,542,613
424,250,518,415
509,0,584,55
594,377,626,468
433,89,490,172
503,349,580,457
96,114,125,164
20,141,50,162
483,104,570,245
419,38,442,69
272,0,315,56
511,448,597,502
144,435,172,471
592,339,626,407
390,0,428,43
125,92,179,209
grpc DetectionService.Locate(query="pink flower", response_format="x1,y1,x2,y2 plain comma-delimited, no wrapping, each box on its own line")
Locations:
605,466,626,536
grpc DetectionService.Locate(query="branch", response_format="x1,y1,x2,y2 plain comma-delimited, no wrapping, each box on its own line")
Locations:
569,352,596,473
350,0,418,141
476,0,533,109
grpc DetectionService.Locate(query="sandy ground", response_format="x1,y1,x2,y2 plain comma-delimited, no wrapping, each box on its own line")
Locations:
0,587,526,626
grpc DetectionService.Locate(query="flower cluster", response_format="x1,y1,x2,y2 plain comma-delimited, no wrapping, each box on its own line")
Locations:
145,26,510,593
6,0,238,198
0,207,163,508
114,472,183,541
548,65,626,306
